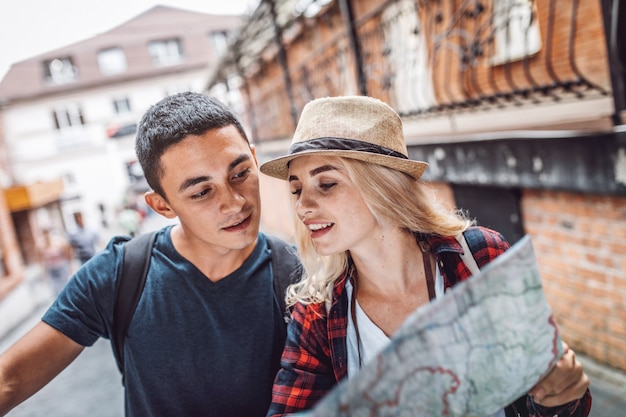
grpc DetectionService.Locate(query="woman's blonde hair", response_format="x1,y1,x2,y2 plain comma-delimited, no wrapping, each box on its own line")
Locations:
285,157,472,308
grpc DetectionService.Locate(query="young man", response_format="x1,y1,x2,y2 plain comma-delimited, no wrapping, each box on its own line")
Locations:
0,92,300,417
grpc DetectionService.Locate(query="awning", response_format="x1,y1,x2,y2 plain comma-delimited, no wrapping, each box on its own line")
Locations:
3,178,65,212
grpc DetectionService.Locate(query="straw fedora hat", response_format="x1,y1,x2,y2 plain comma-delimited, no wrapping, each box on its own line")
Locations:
260,96,428,180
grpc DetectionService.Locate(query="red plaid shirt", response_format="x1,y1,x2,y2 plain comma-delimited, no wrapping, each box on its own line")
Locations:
268,226,592,417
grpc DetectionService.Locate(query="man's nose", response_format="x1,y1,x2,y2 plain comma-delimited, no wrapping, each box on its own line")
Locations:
220,184,245,213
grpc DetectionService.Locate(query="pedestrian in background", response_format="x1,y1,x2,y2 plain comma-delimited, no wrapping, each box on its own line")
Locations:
260,96,591,417
117,205,143,238
67,211,100,264
38,228,73,295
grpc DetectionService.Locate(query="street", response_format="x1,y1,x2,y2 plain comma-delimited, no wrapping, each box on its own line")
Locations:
1,304,123,417
0,215,177,417
587,375,626,417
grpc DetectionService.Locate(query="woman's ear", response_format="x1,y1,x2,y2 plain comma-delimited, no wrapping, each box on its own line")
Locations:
250,144,258,166
144,191,177,219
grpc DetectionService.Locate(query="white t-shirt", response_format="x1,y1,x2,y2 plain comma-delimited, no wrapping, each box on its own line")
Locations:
345,275,506,417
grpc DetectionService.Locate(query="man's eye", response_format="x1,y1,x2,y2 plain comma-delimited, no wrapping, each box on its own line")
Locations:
233,168,250,180
191,189,209,200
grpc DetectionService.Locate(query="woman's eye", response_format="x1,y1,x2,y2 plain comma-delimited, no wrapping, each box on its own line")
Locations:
290,188,302,196
320,182,337,191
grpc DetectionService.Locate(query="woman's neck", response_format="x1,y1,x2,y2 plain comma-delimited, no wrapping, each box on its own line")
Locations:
348,229,432,336
349,229,424,296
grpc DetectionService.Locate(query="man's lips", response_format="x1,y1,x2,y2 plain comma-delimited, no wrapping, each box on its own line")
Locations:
223,214,252,231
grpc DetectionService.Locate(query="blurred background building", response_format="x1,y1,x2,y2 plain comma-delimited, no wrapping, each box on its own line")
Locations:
0,5,241,326
207,0,626,374
0,0,624,379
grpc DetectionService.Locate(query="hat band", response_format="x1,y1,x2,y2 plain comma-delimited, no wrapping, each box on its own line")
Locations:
289,137,408,160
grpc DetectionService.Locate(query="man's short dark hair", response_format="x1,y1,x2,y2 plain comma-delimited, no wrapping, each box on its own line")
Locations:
135,92,249,198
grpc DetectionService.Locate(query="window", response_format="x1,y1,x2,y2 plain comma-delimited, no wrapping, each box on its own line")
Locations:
210,31,229,56
113,97,131,114
52,104,85,130
491,0,542,65
43,57,77,84
295,0,332,18
98,47,127,75
148,38,184,66
164,84,191,97
382,0,435,113
64,172,76,185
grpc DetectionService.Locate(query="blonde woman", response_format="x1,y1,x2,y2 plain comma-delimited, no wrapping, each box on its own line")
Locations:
260,96,591,417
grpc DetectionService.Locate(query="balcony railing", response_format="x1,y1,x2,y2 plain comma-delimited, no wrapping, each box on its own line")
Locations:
211,0,613,142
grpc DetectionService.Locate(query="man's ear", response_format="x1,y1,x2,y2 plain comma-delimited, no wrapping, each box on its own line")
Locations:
145,191,177,219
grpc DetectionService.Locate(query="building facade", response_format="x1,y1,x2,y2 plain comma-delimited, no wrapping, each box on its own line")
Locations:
0,6,242,274
0,110,25,301
208,0,626,372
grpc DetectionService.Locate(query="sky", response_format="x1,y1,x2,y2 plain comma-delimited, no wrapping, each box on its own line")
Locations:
0,0,259,79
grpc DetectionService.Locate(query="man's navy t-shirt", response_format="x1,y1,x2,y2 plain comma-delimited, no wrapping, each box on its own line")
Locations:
43,227,286,417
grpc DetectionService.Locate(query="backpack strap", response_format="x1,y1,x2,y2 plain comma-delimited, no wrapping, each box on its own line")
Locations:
436,228,482,291
455,231,480,275
112,231,157,382
266,234,302,322
112,232,301,384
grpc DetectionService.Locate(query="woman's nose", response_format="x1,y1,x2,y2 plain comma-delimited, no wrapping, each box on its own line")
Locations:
295,192,315,220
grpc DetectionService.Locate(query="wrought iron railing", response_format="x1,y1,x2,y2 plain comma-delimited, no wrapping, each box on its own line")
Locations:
357,0,610,116
216,0,613,142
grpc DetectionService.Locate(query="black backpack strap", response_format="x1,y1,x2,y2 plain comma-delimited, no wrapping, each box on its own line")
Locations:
266,235,302,321
112,231,157,381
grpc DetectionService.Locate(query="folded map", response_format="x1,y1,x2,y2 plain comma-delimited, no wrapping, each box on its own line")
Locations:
310,235,563,417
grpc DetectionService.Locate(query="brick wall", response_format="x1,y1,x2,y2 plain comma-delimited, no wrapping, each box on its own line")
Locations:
522,190,626,372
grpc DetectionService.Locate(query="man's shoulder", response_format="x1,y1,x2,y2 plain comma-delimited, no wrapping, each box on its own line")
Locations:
262,233,300,263
262,232,294,249
260,232,302,296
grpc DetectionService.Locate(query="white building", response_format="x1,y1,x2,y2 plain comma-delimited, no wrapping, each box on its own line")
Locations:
0,5,241,234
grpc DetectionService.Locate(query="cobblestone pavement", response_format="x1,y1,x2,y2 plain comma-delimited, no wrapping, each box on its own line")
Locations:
588,376,626,417
582,356,626,417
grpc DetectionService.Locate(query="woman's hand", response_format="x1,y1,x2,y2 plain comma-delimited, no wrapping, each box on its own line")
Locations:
529,341,590,407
